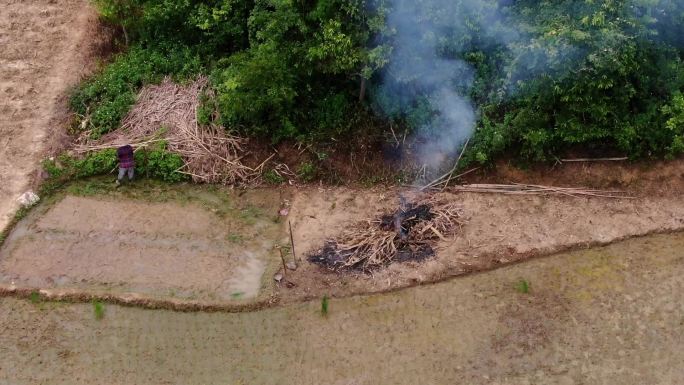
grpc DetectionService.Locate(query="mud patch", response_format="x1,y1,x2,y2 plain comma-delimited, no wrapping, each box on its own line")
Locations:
0,190,284,303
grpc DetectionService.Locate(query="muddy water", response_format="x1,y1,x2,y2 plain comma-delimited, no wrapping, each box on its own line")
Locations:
1,233,683,384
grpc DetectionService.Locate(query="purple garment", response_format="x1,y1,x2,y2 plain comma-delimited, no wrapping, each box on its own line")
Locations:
117,145,135,168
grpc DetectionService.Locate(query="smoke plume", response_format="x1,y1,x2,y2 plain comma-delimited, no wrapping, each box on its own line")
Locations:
374,0,512,170
372,0,684,171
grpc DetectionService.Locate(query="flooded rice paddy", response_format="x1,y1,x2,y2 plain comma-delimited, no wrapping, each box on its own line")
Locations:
1,232,683,384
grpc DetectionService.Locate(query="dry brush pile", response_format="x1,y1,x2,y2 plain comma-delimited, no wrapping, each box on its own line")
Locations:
309,196,466,271
75,76,262,185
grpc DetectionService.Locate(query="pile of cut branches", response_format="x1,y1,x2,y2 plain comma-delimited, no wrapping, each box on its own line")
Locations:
74,76,263,185
309,197,465,271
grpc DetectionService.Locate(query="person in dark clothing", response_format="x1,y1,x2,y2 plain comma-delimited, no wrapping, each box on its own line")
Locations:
116,145,135,186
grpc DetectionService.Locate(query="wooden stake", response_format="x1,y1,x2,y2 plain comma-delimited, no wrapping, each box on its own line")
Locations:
289,220,298,263
278,247,287,278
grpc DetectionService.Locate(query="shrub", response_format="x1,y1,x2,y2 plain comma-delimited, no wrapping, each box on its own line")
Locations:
79,0,684,167
43,145,188,185
263,169,286,185
134,148,188,183
297,162,317,182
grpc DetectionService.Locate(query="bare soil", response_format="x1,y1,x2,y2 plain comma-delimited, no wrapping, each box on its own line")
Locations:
0,0,100,230
284,181,684,302
1,232,682,384
0,187,286,304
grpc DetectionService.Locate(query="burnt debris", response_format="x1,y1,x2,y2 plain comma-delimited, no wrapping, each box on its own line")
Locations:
308,197,463,271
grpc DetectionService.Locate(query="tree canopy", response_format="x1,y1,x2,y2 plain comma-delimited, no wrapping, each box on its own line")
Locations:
73,0,684,164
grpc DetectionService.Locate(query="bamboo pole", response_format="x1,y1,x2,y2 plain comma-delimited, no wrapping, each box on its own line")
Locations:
289,220,298,263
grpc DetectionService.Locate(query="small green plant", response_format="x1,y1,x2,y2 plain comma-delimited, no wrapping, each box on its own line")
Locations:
321,295,329,316
29,291,42,304
239,205,262,225
92,300,105,320
360,174,383,188
263,169,285,185
296,162,317,182
516,279,530,294
226,233,244,244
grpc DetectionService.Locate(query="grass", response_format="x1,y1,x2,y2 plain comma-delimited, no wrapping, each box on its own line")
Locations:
516,279,530,294
29,291,42,304
359,174,384,188
239,205,263,225
66,180,113,196
92,300,105,320
226,233,244,244
321,295,329,316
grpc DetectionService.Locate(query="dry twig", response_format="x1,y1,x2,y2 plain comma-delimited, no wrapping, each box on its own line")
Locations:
312,197,466,270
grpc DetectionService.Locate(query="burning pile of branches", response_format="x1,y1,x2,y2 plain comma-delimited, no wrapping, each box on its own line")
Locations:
309,196,465,271
75,76,261,185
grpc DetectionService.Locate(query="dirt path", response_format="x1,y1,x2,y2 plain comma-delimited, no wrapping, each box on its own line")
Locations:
1,232,682,384
0,0,97,230
284,186,684,301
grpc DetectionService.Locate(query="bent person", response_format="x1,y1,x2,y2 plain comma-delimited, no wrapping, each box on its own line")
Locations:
116,144,135,186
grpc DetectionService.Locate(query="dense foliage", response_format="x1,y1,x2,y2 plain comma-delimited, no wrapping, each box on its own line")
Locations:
73,0,684,165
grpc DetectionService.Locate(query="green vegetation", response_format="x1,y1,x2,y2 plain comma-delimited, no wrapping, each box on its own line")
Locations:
296,162,317,182
43,143,187,187
321,295,330,316
73,0,684,168
29,291,42,304
263,169,286,185
92,300,105,320
516,279,530,294
70,46,202,139
226,233,244,244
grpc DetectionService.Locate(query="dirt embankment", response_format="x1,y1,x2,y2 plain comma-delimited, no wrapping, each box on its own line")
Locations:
0,0,100,230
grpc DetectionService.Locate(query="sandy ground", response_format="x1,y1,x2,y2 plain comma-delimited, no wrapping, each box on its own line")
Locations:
0,190,285,303
0,232,682,384
284,185,684,301
0,0,97,230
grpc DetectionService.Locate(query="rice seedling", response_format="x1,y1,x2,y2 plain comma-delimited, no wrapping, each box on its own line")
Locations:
92,300,105,320
29,291,41,304
516,279,530,294
321,295,329,316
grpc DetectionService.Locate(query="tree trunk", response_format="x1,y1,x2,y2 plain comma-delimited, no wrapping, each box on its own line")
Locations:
122,25,129,47
359,77,366,102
